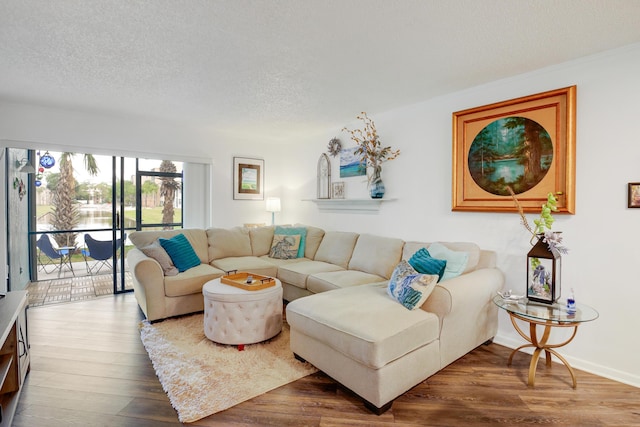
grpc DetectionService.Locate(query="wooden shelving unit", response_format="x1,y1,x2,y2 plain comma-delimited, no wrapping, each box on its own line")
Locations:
0,291,29,427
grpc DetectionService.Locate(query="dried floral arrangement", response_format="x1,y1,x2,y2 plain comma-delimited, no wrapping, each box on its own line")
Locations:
507,187,569,255
341,112,400,177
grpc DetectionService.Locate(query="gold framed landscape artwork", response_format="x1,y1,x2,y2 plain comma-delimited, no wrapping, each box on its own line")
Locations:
452,86,576,213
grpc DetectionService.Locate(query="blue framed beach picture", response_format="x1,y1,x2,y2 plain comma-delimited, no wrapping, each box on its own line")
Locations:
339,147,366,178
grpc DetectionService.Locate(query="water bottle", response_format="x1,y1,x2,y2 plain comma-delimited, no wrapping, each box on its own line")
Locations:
566,288,576,314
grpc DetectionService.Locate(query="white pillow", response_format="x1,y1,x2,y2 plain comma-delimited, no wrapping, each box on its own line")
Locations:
140,240,179,276
427,242,469,281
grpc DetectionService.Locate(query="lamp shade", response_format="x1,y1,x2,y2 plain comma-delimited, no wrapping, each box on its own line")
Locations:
266,197,281,212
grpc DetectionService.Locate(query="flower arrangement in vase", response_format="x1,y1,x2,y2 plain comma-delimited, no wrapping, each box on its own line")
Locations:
342,112,400,198
508,187,569,254
508,187,569,304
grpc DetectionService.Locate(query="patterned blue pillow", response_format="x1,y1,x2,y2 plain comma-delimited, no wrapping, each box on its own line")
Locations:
274,226,307,258
159,233,201,272
387,260,439,310
408,248,446,281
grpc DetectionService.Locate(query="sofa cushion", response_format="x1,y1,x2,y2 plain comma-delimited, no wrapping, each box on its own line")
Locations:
427,242,469,280
130,229,209,264
403,241,480,274
211,256,278,278
139,240,178,276
259,255,308,267
295,224,324,259
387,260,439,310
164,264,225,297
307,270,387,294
295,224,325,259
313,231,359,269
286,283,440,369
348,234,404,279
408,248,446,281
277,260,344,289
269,234,302,259
274,226,307,258
159,234,202,272
249,226,275,256
207,227,252,261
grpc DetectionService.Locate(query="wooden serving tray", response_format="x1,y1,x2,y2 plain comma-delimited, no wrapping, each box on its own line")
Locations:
221,271,276,291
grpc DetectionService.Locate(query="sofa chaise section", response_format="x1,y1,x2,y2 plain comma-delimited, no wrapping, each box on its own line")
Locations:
286,240,504,414
287,283,442,414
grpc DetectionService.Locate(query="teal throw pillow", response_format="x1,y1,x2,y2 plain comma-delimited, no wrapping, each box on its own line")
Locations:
159,233,201,272
387,260,439,310
408,248,446,282
274,226,307,258
427,242,469,281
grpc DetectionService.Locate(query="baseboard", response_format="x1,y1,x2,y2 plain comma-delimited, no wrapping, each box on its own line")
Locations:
493,333,640,389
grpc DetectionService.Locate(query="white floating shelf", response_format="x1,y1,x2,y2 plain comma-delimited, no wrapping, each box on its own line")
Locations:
303,198,396,212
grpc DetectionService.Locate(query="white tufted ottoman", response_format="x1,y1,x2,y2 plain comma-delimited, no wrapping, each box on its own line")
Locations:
202,277,283,349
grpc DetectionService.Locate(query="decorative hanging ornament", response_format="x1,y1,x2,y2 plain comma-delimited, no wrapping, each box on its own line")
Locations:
34,180,42,187
39,151,55,169
327,138,342,157
17,179,26,200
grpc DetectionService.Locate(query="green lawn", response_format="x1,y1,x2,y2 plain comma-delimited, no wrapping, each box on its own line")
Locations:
124,207,182,225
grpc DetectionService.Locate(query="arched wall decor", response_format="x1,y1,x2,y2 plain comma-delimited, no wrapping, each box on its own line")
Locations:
317,153,331,199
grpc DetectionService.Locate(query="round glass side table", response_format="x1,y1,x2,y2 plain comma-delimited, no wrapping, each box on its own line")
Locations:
493,295,599,388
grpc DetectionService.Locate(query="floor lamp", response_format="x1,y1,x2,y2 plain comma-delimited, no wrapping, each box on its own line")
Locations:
266,197,281,225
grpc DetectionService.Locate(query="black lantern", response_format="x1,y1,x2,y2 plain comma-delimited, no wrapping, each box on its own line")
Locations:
526,236,561,304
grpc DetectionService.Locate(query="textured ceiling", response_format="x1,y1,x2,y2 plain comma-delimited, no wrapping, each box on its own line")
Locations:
2,0,640,141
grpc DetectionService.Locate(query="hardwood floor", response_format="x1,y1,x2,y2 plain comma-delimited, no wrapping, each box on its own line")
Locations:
13,293,640,426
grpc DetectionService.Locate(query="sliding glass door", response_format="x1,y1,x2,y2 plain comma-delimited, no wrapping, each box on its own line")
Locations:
30,151,130,293
9,150,186,296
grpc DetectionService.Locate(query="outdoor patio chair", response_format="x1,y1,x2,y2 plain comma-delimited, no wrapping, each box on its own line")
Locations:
81,233,126,275
36,234,74,276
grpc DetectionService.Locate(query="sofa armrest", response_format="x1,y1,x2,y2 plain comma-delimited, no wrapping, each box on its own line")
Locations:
421,267,504,368
127,248,167,320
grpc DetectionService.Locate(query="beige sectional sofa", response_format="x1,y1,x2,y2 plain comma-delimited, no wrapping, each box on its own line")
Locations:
127,224,504,413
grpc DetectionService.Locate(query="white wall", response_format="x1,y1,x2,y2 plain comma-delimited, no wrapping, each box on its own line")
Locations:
283,43,640,387
206,135,292,228
1,43,639,388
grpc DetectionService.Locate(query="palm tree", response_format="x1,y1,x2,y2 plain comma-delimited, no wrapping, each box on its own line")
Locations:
159,160,181,229
51,153,98,247
141,179,159,208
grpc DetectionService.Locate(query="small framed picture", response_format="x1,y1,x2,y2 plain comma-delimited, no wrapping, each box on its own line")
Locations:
628,183,640,208
233,157,264,200
332,182,345,199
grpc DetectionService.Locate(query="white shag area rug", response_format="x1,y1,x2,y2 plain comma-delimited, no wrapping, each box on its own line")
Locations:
139,313,317,423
